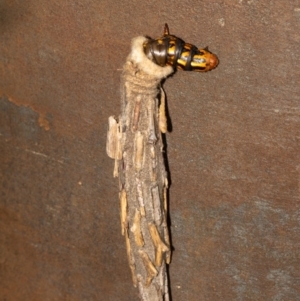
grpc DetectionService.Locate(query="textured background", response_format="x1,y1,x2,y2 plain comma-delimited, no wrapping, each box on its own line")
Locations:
1,0,300,300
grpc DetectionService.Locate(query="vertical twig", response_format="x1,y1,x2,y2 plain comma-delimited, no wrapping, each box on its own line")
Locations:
107,36,173,301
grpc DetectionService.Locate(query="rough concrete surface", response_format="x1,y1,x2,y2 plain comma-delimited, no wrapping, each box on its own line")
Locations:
0,0,299,300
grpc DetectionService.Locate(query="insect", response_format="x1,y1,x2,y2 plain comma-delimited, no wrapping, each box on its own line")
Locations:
143,24,218,72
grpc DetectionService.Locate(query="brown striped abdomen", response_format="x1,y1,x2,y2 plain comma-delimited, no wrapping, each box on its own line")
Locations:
143,24,218,72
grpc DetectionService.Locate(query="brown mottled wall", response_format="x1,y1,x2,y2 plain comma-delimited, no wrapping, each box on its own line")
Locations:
0,0,299,300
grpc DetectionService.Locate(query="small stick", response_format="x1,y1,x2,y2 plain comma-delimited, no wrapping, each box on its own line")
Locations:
107,35,173,301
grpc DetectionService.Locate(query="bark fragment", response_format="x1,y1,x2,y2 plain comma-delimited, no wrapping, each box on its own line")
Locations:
119,189,128,236
131,208,145,247
138,250,158,287
148,222,170,267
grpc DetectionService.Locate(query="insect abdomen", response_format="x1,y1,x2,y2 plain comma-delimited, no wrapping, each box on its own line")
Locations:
143,24,218,72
